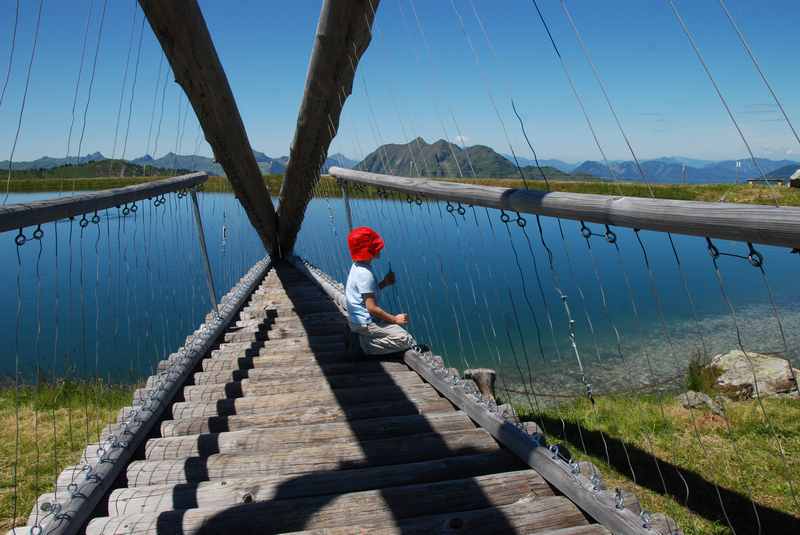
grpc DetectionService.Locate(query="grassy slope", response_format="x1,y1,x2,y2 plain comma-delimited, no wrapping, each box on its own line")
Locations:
0,382,135,530
515,395,800,535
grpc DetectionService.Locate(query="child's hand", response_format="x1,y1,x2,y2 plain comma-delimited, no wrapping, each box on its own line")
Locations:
382,271,396,286
394,313,409,325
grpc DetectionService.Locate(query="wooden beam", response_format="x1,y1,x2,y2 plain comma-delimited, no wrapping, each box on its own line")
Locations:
330,167,800,249
0,172,206,233
276,0,379,255
139,0,279,255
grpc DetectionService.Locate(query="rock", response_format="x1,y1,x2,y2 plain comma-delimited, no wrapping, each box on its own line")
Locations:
497,403,520,423
707,350,800,400
676,390,724,416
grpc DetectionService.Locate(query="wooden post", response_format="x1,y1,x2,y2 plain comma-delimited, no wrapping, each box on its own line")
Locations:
276,0,380,255
464,368,497,400
139,0,280,255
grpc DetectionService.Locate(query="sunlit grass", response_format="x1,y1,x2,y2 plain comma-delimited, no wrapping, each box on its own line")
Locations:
0,381,135,530
515,395,800,535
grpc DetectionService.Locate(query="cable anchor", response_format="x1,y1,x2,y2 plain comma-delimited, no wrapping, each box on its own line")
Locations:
604,224,616,243
746,242,763,268
580,221,592,239
500,209,511,223
515,211,527,227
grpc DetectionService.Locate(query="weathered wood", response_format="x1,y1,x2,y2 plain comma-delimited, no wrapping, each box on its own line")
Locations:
139,0,279,254
193,361,408,384
277,0,380,254
181,370,423,401
330,166,800,249
105,451,524,516
171,382,440,418
146,411,473,460
160,397,455,437
126,429,499,486
295,257,676,535
200,351,352,371
258,496,591,535
465,368,497,400
88,470,552,534
0,173,207,233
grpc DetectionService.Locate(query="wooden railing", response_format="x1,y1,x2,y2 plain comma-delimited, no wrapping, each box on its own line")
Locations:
329,167,800,249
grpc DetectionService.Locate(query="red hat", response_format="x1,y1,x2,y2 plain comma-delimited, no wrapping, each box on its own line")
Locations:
348,226,384,262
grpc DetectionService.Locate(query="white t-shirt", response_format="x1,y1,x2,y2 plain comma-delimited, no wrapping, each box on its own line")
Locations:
345,262,379,327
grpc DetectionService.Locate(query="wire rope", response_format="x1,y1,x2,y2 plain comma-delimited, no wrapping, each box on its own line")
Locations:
3,0,45,205
0,0,20,110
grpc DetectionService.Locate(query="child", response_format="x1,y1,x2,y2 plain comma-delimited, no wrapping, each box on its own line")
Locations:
345,226,416,355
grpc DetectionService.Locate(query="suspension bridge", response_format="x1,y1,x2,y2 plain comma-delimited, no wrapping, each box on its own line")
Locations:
2,1,800,534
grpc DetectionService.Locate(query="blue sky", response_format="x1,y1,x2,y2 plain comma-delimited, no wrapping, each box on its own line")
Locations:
1,0,800,164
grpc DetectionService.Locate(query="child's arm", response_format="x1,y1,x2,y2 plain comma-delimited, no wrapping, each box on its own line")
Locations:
364,294,408,325
378,270,395,290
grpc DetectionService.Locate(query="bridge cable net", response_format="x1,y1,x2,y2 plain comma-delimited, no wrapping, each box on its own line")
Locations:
298,1,800,533
0,2,269,531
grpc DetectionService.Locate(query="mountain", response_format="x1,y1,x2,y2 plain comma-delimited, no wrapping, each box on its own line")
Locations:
0,152,107,171
323,153,358,172
573,157,800,183
502,154,578,173
651,156,716,168
8,159,191,179
357,138,578,180
766,163,800,178
5,148,356,177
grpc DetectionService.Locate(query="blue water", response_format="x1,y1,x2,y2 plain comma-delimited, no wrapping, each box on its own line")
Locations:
296,195,800,394
2,191,798,394
0,191,264,382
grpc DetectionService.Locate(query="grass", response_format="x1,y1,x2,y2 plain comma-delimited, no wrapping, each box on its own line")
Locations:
0,380,136,530
514,394,800,534
5,174,800,206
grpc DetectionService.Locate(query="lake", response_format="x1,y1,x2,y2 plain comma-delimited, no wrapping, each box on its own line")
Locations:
2,190,798,397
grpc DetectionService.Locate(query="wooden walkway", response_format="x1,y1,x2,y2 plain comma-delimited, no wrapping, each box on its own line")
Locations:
84,262,609,534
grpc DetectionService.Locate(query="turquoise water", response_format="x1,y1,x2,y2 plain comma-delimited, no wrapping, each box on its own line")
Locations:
2,190,798,394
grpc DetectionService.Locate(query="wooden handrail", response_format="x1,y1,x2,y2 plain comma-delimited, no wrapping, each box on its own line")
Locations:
0,172,207,234
329,167,800,249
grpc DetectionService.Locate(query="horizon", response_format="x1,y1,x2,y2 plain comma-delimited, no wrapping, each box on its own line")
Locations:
1,1,800,165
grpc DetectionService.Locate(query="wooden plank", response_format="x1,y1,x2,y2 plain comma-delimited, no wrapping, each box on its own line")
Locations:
0,173,207,233
105,451,523,516
23,259,272,535
293,257,673,535
170,382,441,418
329,166,800,249
160,397,456,436
283,520,611,535
254,496,591,535
146,411,473,460
88,471,553,534
193,361,408,384
200,352,353,371
139,0,279,254
180,370,423,401
125,429,499,486
277,0,380,254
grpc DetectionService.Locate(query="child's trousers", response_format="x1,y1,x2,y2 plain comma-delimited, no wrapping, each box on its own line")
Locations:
351,321,416,355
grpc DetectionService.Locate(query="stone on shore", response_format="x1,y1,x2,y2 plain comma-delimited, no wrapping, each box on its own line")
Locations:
706,350,800,400
676,390,724,416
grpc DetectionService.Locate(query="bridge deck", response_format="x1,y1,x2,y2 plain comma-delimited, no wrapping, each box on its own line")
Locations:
85,262,609,534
